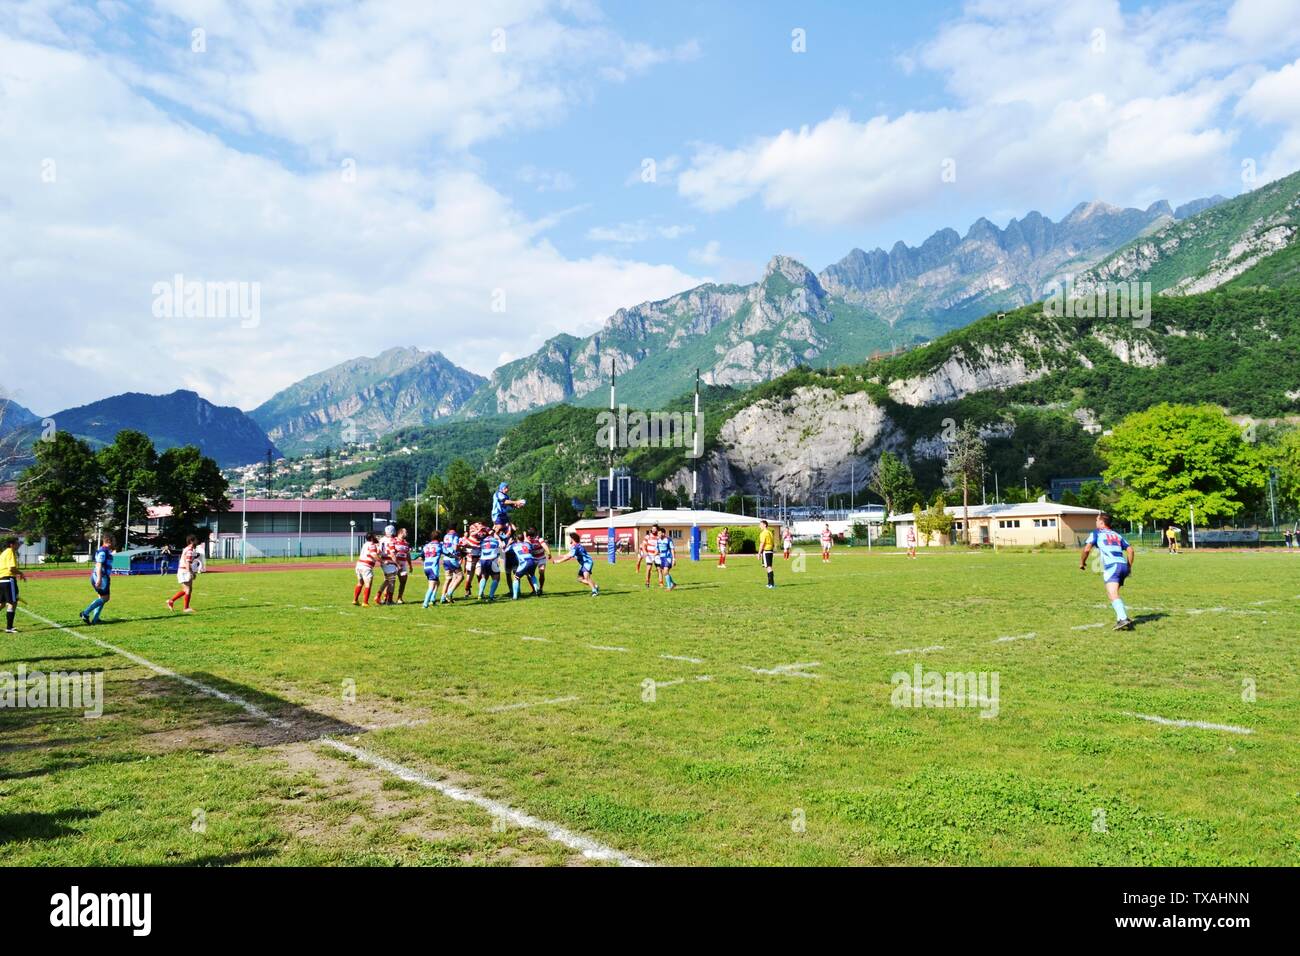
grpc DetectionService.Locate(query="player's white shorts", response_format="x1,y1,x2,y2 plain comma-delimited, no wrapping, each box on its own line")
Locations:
382,562,398,577
355,564,374,584
177,569,193,585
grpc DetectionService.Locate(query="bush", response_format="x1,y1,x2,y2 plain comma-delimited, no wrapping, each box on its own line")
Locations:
709,525,758,553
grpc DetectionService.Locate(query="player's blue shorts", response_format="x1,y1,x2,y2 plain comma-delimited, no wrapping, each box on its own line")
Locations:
424,563,440,581
1102,564,1130,586
89,575,110,596
478,559,498,576
577,561,593,578
514,558,536,578
442,558,461,573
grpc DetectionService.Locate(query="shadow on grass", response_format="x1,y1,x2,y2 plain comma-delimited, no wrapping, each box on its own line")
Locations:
0,808,99,843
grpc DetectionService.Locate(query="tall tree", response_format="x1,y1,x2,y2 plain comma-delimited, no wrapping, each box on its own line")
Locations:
155,445,231,545
16,431,105,556
868,450,918,518
943,421,986,545
421,458,491,532
1270,428,1300,518
98,429,158,545
1098,403,1267,524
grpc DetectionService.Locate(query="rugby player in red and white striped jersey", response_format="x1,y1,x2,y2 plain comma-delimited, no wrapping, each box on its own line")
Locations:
393,528,412,604
353,532,380,606
167,534,200,613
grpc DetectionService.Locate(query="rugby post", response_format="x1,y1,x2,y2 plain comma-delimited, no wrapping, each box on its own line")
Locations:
608,362,616,564
690,368,702,561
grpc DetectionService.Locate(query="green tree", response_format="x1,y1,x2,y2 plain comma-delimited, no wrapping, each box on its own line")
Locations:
421,458,492,531
868,450,917,519
16,431,105,557
723,493,744,515
97,429,158,544
1097,403,1267,524
155,446,230,545
1271,428,1300,515
943,421,986,544
659,488,680,510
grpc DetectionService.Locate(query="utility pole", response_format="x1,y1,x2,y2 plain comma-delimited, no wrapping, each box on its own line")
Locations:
432,495,443,531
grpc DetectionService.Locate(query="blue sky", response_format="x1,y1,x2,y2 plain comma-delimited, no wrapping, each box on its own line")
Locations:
3,0,1300,414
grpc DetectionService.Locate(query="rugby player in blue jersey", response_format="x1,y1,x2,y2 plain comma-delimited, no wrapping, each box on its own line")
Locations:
553,531,599,596
80,535,114,625
476,525,503,601
508,531,539,600
1080,512,1136,631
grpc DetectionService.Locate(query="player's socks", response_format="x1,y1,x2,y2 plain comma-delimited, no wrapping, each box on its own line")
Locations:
422,587,433,608
183,593,191,610
88,598,105,623
477,578,486,599
511,579,520,600
1111,598,1128,621
665,573,675,589
529,575,538,593
766,569,774,587
169,589,185,607
362,586,371,605
5,608,14,629
353,584,363,603
489,578,499,600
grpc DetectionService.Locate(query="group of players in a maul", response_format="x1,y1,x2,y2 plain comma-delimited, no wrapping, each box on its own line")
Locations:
354,482,597,607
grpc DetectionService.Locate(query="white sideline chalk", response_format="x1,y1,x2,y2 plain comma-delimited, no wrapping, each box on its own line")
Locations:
20,608,289,728
521,636,551,643
745,662,821,678
587,644,629,653
21,607,649,866
891,645,944,655
1070,623,1105,631
1125,712,1254,735
660,654,704,663
992,632,1036,643
321,739,648,866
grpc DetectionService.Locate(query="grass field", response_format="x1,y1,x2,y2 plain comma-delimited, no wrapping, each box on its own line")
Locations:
2,547,1297,866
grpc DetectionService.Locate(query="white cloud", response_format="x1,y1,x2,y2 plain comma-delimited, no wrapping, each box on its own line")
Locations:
0,29,703,413
586,220,694,243
677,0,1300,228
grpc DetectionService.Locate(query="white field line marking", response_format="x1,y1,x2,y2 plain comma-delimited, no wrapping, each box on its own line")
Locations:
484,695,580,713
320,739,647,866
992,632,1036,643
521,636,551,643
891,645,944,655
651,679,685,689
1124,712,1254,735
744,662,821,679
1070,623,1105,631
908,686,999,709
20,608,289,728
466,628,495,635
22,607,649,866
660,654,703,663
587,644,629,653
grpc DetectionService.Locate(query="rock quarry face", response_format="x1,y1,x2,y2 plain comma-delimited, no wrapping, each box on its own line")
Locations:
887,345,1053,406
672,387,903,499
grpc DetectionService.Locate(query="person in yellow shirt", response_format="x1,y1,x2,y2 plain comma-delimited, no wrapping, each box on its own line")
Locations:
1,536,25,633
757,520,776,589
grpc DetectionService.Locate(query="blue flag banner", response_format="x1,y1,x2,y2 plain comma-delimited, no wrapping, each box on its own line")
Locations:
690,524,701,561
607,526,617,563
